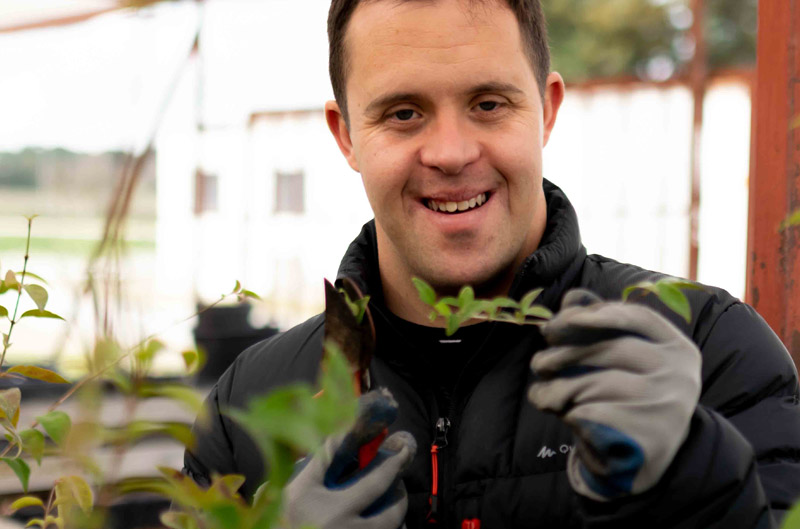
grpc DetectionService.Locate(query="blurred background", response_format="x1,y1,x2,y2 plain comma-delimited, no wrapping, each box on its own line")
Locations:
0,0,757,371
0,0,767,523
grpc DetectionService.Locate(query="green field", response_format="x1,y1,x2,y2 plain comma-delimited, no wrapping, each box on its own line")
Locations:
0,237,155,255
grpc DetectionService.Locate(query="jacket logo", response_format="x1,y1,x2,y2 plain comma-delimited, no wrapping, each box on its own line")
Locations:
537,444,574,458
537,446,556,458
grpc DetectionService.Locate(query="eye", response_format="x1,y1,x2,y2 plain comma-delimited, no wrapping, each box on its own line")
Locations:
477,100,499,111
393,109,417,121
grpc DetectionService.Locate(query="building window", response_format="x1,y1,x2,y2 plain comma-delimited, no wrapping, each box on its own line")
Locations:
194,169,218,214
275,170,304,213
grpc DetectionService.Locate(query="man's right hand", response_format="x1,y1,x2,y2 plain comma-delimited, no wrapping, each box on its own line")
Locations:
283,390,417,529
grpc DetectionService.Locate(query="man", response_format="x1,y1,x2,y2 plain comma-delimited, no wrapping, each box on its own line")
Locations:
184,0,800,527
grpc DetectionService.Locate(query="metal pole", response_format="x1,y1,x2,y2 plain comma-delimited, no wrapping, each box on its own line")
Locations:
746,0,800,365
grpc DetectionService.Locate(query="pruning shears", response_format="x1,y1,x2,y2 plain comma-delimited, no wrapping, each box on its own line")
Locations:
322,278,392,476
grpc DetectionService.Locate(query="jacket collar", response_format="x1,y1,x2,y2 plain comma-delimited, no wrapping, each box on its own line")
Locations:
336,178,587,312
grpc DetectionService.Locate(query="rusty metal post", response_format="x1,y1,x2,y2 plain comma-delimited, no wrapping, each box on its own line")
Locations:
687,0,708,281
746,0,800,364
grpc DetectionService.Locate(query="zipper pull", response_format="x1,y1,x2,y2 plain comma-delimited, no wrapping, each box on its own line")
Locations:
428,417,451,524
434,417,450,447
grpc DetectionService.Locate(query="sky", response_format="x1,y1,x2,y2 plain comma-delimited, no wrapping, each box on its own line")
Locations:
0,0,333,153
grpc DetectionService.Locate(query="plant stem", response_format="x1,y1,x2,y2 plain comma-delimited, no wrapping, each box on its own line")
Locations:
28,293,231,430
0,217,33,369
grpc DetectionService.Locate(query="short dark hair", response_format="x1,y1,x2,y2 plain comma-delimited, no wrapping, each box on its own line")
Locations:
327,0,550,124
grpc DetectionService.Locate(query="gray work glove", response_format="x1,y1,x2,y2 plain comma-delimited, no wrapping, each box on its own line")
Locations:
283,390,417,529
528,289,702,501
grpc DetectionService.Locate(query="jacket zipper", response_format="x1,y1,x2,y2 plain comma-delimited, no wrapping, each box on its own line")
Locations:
427,416,450,524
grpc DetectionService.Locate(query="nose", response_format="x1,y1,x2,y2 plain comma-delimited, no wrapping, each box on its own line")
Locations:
419,111,480,175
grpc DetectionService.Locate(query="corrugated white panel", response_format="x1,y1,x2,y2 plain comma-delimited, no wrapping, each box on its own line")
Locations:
545,80,749,299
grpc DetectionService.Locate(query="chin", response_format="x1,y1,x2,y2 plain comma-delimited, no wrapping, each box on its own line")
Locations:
418,256,516,296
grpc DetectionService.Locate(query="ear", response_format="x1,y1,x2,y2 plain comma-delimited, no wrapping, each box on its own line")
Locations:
542,72,565,147
325,100,359,172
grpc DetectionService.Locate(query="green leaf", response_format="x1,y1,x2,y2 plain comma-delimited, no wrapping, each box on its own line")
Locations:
781,209,800,231
445,315,460,336
233,346,356,468
412,277,437,306
116,420,194,447
231,386,320,456
240,289,261,301
20,309,64,321
0,388,21,427
8,365,69,384
659,278,705,291
36,411,71,445
207,504,242,528
457,286,475,308
4,270,19,290
655,282,692,323
519,288,543,312
0,306,7,319
181,349,204,375
781,500,800,528
622,281,657,301
495,312,521,324
25,518,44,528
486,297,519,317
232,280,242,294
352,296,370,324
3,424,23,459
139,384,203,414
433,301,452,318
2,457,31,492
10,495,44,512
252,481,270,509
55,475,93,514
23,284,48,311
621,285,636,301
207,474,246,498
135,339,164,365
458,300,485,322
524,306,554,320
20,429,45,465
338,288,370,324
15,271,48,285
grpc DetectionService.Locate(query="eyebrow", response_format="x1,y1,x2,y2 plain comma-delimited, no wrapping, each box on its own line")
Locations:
363,81,525,116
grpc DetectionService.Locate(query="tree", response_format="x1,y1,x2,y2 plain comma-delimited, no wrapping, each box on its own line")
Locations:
545,0,757,83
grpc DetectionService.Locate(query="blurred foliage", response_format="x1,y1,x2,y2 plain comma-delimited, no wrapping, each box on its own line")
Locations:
546,0,757,83
1,218,359,529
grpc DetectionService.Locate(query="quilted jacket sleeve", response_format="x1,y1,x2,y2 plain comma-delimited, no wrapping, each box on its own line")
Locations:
580,302,800,528
182,367,239,487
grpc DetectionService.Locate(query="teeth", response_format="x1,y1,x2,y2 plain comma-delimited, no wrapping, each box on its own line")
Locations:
426,192,488,213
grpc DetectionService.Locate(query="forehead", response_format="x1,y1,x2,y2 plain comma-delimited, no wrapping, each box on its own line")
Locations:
344,0,534,97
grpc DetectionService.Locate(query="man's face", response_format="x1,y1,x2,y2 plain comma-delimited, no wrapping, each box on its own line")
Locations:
327,0,563,294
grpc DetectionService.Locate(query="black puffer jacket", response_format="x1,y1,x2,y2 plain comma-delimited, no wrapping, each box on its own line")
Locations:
185,180,800,528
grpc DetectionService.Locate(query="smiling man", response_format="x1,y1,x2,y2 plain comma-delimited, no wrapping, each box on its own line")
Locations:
184,1,800,527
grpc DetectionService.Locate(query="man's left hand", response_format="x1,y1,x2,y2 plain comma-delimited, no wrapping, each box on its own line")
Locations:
528,289,702,501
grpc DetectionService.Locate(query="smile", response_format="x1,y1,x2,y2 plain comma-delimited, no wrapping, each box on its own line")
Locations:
425,192,489,214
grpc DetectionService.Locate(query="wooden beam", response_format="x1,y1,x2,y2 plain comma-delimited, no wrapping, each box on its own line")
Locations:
746,0,800,365
688,0,708,281
0,8,117,34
